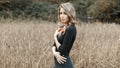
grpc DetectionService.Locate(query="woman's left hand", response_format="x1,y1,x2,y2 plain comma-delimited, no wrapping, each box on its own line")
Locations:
53,51,67,64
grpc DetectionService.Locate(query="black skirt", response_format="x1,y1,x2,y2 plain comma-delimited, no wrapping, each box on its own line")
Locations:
54,56,74,68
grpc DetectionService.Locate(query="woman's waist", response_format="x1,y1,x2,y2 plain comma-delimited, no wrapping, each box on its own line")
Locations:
60,53,69,57
54,55,70,61
55,50,69,56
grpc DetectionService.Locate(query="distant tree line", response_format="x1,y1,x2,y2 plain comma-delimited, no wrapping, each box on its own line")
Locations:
73,0,120,23
0,0,120,23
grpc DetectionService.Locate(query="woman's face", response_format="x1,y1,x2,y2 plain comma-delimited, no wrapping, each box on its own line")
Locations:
59,8,70,24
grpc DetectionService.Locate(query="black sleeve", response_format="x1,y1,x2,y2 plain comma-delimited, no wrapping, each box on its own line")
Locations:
57,27,75,54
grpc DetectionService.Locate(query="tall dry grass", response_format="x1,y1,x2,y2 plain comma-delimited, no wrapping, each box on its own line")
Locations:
0,19,120,68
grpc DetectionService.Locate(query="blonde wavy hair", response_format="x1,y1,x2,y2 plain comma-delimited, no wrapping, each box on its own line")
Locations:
58,2,76,26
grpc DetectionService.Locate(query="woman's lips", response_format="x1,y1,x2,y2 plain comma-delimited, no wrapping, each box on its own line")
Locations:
61,19,65,21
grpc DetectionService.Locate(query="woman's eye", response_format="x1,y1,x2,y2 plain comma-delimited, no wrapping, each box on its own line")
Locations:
64,12,67,15
60,12,62,14
59,12,67,15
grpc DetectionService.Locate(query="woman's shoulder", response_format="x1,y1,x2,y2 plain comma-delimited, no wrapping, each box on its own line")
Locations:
66,25,76,33
67,25,76,30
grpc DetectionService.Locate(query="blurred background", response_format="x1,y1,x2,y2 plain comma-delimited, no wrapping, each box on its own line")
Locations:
0,0,120,68
0,0,120,23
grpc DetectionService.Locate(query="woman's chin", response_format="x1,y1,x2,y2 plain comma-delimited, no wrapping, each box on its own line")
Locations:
61,22,67,24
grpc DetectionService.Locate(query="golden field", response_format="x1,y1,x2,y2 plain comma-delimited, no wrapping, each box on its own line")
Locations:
0,19,120,68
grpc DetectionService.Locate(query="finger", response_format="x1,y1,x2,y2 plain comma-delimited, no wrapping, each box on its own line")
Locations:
57,58,61,64
59,58,65,64
61,56,67,60
58,56,66,63
60,59,66,63
55,53,66,64
60,57,66,63
57,56,64,64
58,55,66,61
57,58,64,64
58,28,62,32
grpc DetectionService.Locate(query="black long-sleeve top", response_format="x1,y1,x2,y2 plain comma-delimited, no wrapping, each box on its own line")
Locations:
53,25,77,56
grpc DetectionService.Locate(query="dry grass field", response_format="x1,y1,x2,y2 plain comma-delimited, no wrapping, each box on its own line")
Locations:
0,19,120,68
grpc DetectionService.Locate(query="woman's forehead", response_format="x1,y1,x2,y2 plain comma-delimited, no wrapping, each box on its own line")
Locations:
60,8,65,12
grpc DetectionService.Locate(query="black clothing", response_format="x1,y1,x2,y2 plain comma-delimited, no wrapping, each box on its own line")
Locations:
53,25,77,56
53,25,76,68
54,56,73,68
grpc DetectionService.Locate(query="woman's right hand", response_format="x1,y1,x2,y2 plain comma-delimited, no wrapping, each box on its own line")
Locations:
54,28,64,37
54,28,61,37
53,51,67,64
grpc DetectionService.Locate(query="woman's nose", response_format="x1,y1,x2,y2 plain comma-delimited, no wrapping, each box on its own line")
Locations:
61,14,65,18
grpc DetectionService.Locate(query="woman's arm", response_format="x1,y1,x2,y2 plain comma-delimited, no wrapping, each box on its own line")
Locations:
52,28,67,64
57,26,76,54
54,28,62,48
54,35,60,49
52,46,66,64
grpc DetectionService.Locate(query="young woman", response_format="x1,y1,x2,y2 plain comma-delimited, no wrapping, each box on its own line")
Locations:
52,2,77,68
